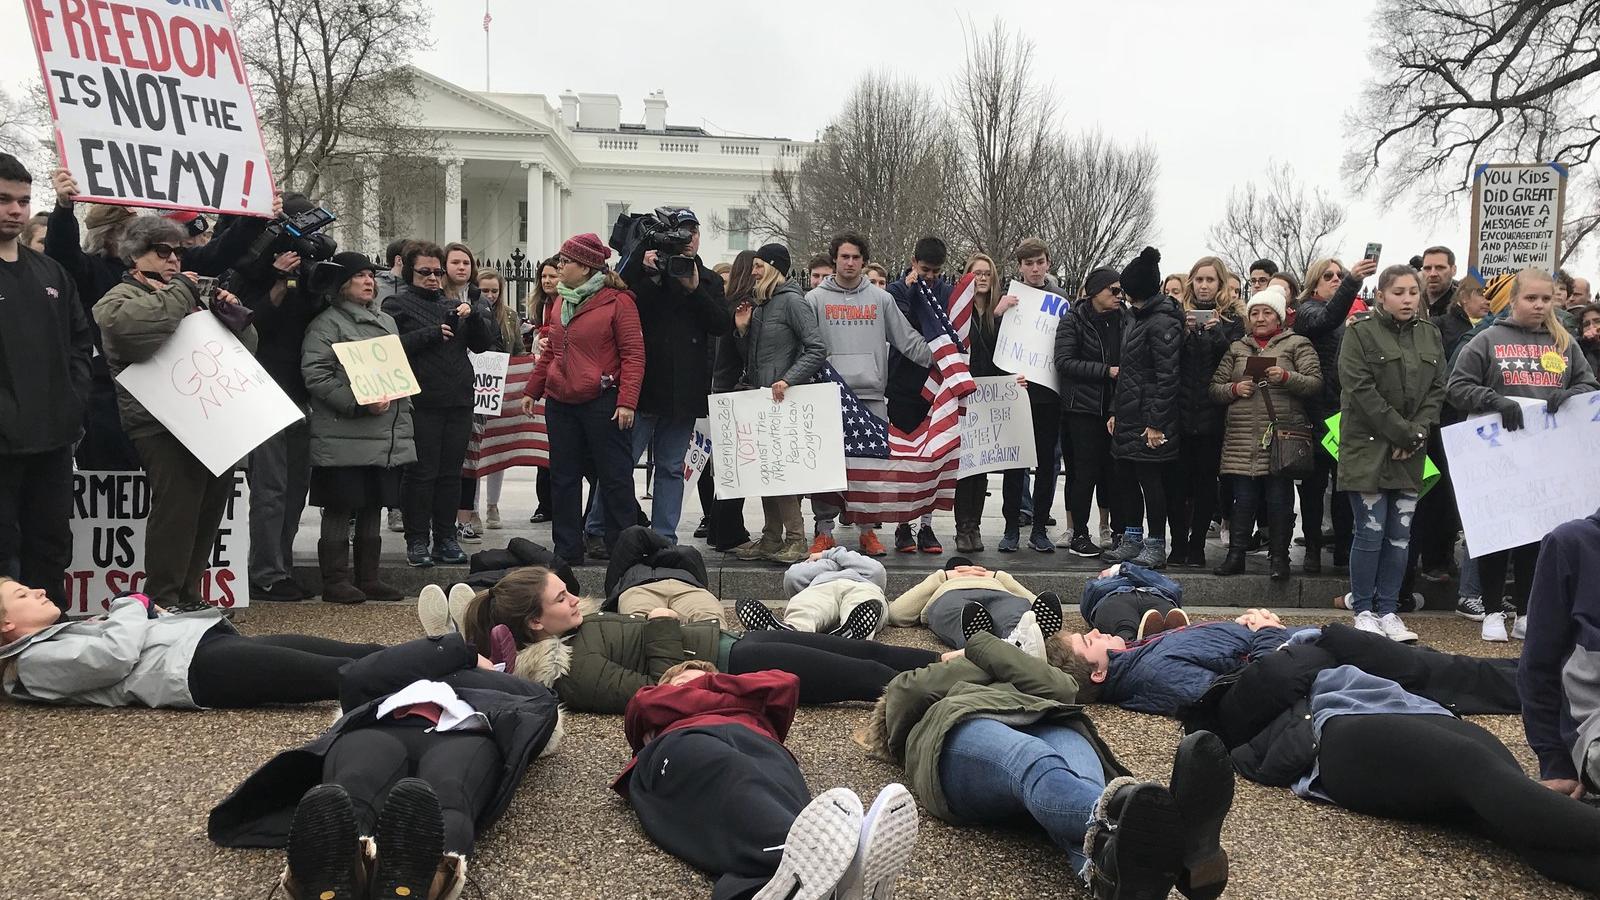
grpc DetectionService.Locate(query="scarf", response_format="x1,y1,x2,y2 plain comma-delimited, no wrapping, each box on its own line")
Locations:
558,271,607,326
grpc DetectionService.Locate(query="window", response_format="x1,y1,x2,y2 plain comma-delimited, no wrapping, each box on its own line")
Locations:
606,202,631,229
460,197,469,242
518,201,528,243
727,207,750,252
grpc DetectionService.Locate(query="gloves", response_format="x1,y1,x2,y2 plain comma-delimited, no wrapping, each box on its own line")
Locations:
1492,397,1525,431
1548,389,1578,414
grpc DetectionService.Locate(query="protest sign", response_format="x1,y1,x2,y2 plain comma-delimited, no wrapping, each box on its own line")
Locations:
26,0,276,216
332,334,421,406
115,311,304,476
993,280,1069,392
1441,395,1600,557
470,351,511,416
463,356,547,477
711,384,847,499
64,470,249,616
957,376,1038,477
1468,163,1568,283
684,417,712,483
1320,413,1441,497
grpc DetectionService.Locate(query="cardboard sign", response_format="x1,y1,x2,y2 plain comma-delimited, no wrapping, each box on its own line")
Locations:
1441,395,1600,557
26,0,276,216
957,376,1038,477
332,334,421,406
683,417,712,483
1468,163,1568,283
64,470,249,616
1320,413,1441,497
993,280,1069,392
711,384,847,499
115,311,304,476
469,351,511,416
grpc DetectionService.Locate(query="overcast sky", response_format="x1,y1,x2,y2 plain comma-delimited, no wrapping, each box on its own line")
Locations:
5,0,1593,276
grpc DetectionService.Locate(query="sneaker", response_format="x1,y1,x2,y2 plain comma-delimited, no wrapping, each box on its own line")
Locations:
1101,525,1115,546
810,532,837,554
1066,533,1102,558
894,524,917,553
1455,596,1486,622
1055,531,1077,549
529,509,551,524
1353,610,1385,636
997,528,1020,553
1102,536,1144,564
456,521,482,544
737,597,794,632
1028,529,1055,553
858,531,886,557
1132,539,1168,570
387,509,404,533
406,540,434,568
769,537,809,565
1164,608,1190,632
583,533,609,561
284,784,368,900
1168,731,1234,900
371,779,445,900
1019,511,1033,528
736,538,779,561
485,504,501,529
959,601,995,643
1004,610,1047,660
1512,613,1527,640
1031,591,1064,636
1482,611,1510,642
433,538,468,565
1378,613,1419,643
1137,609,1166,640
448,583,475,634
417,584,451,637
1334,592,1355,611
258,579,306,602
1083,779,1184,900
488,624,518,674
831,600,883,641
916,525,943,554
1205,521,1221,540
752,788,864,900
1404,592,1427,613
836,783,919,900
693,517,709,539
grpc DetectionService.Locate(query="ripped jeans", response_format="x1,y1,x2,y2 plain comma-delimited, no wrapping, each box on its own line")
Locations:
1348,490,1419,616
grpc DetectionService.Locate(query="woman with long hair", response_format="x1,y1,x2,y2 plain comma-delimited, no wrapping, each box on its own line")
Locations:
953,252,1007,553
526,256,561,524
471,268,521,531
700,250,760,550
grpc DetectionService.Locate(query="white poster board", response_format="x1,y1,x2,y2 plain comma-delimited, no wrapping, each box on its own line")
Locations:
115,312,304,476
1469,163,1567,282
26,0,276,215
332,334,420,405
957,376,1038,477
65,470,250,616
1441,395,1600,557
711,384,847,499
993,280,1070,392
470,351,511,416
683,417,712,483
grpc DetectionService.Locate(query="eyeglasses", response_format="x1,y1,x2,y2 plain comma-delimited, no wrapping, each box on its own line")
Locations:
556,255,573,266
149,243,182,259
1108,286,1124,297
414,267,446,278
1249,276,1270,285
1321,270,1343,281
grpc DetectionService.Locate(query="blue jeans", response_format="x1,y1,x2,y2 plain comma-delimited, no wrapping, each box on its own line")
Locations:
1348,490,1418,616
1458,551,1482,599
587,413,696,543
546,392,638,563
939,717,1106,875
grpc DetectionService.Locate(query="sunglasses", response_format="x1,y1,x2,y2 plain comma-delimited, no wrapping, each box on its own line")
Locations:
1108,286,1124,297
1322,270,1343,281
414,267,446,278
149,243,182,259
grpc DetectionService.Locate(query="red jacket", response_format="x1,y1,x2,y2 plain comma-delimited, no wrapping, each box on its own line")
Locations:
613,670,799,793
525,286,645,409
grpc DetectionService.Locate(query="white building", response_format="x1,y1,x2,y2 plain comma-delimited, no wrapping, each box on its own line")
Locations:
335,67,808,266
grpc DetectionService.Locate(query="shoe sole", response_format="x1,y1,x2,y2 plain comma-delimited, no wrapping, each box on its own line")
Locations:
840,783,919,900
961,603,995,642
1096,784,1184,900
286,785,360,899
1169,732,1233,900
837,601,883,641
1068,546,1101,557
447,584,476,635
373,779,444,900
737,600,791,632
1455,609,1487,622
407,558,434,569
753,787,863,900
417,585,451,637
1031,595,1063,637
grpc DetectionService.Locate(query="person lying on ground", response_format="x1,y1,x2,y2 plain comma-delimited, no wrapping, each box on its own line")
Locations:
1520,507,1600,800
210,633,563,900
618,661,920,900
419,566,942,713
885,557,1064,649
0,578,382,708
604,524,725,625
858,629,1236,900
734,546,888,640
1078,562,1190,640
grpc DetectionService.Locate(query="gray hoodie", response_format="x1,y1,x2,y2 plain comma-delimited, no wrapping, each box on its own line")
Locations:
782,547,888,598
808,275,930,401
1446,319,1599,414
0,598,229,707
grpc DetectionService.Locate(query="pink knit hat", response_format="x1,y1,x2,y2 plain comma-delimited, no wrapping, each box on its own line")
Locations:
560,233,610,270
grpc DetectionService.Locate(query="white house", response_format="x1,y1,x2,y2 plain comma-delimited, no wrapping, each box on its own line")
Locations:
334,68,809,267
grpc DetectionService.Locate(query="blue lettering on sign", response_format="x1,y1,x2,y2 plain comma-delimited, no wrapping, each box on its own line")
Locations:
1039,293,1069,316
1475,423,1502,447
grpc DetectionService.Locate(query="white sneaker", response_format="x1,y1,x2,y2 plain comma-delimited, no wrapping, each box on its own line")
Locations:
1512,613,1527,640
1353,610,1384,636
1336,593,1355,611
1004,610,1047,661
417,584,451,637
447,583,477,634
1482,612,1509,642
753,788,864,900
1379,613,1419,643
835,784,919,900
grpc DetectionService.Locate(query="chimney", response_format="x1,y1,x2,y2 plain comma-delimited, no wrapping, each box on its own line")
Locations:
577,92,620,131
559,90,579,127
644,90,668,133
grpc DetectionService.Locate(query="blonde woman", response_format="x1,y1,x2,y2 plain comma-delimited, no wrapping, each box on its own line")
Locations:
953,252,1006,552
474,268,521,529
1161,273,1186,300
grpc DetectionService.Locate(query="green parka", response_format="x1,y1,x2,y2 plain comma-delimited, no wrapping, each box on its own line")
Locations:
1336,308,1446,493
514,607,723,713
300,298,419,469
1207,330,1322,477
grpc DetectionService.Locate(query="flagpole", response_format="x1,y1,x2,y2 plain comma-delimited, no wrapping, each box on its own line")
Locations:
483,0,491,92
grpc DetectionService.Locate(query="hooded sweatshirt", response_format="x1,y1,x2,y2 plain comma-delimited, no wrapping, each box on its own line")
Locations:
807,275,930,402
1445,318,1600,414
1520,510,1600,782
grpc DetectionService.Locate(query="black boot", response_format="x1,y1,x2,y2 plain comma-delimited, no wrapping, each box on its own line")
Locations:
1213,509,1250,577
1169,732,1235,900
1084,778,1184,900
1185,536,1208,569
1268,502,1293,581
1212,550,1246,577
1302,540,1322,575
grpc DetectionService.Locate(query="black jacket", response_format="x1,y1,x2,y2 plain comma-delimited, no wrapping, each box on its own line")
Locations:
622,253,732,419
967,308,1005,378
1436,304,1476,360
1111,294,1184,461
1291,273,1362,419
603,525,709,609
236,270,324,405
1177,312,1242,435
383,283,493,408
1053,300,1123,418
0,247,92,453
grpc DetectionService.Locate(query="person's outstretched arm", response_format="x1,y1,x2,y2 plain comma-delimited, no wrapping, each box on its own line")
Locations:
886,571,942,626
337,634,478,710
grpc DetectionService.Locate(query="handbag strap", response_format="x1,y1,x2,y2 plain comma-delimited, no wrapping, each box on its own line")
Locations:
1257,372,1282,425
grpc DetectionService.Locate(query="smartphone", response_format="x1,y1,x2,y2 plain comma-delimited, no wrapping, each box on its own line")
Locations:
1190,308,1215,328
1363,242,1382,263
446,309,461,332
194,276,218,305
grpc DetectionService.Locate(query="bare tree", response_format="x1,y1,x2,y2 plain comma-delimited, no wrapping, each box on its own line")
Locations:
1208,161,1348,277
1036,131,1160,294
1344,0,1600,261
0,80,50,165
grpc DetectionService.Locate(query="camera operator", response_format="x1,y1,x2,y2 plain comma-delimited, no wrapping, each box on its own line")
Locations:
585,209,730,545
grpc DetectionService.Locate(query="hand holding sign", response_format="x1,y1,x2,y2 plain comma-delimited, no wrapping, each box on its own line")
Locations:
333,335,421,406
993,280,1069,392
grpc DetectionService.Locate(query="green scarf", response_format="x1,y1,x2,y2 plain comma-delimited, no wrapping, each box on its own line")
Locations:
558,271,607,326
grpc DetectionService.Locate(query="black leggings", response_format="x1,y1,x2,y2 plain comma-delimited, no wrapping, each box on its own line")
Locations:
1476,542,1540,616
1171,432,1223,550
1063,413,1118,538
728,630,939,704
187,630,385,707
320,507,381,542
1318,714,1600,893
1118,459,1179,542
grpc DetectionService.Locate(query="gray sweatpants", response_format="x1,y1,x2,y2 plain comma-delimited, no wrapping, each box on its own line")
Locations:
926,589,1031,649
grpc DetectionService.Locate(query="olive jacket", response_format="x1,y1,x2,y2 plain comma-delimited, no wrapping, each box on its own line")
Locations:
1335,308,1446,493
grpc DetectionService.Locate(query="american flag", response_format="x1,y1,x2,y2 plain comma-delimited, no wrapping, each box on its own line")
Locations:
463,355,549,476
482,11,492,31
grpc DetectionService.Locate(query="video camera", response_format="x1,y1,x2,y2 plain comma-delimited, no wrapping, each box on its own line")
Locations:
237,198,339,272
610,206,698,279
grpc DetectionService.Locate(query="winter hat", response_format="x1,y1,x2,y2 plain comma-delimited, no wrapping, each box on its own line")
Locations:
163,209,209,238
85,203,135,230
1081,267,1121,301
560,232,610,270
755,243,791,277
1246,284,1288,323
1120,247,1162,302
328,251,376,285
944,556,974,571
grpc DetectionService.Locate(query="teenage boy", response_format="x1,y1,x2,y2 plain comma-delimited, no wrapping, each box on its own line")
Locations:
1245,259,1278,298
807,254,834,290
807,233,930,557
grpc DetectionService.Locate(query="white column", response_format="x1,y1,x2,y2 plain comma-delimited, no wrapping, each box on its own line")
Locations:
441,157,463,244
560,186,573,238
543,174,559,246
521,160,544,254
358,162,379,254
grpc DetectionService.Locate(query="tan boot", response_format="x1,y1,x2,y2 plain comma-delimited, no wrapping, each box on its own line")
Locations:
429,853,468,900
768,536,808,564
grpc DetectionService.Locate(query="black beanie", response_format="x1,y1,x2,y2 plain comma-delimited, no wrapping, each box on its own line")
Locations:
1082,267,1121,301
756,243,791,277
318,251,376,295
944,556,974,571
1120,246,1163,303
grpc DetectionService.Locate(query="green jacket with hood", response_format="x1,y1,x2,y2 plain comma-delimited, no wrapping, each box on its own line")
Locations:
1336,307,1446,493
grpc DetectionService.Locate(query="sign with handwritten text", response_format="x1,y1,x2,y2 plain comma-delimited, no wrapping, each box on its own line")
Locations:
683,417,712,484
333,334,421,406
469,351,510,416
993,280,1069,392
711,384,846,499
957,376,1038,477
115,312,303,476
1441,395,1600,556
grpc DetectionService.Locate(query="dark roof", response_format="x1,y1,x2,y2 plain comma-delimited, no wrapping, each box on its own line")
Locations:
572,123,794,142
